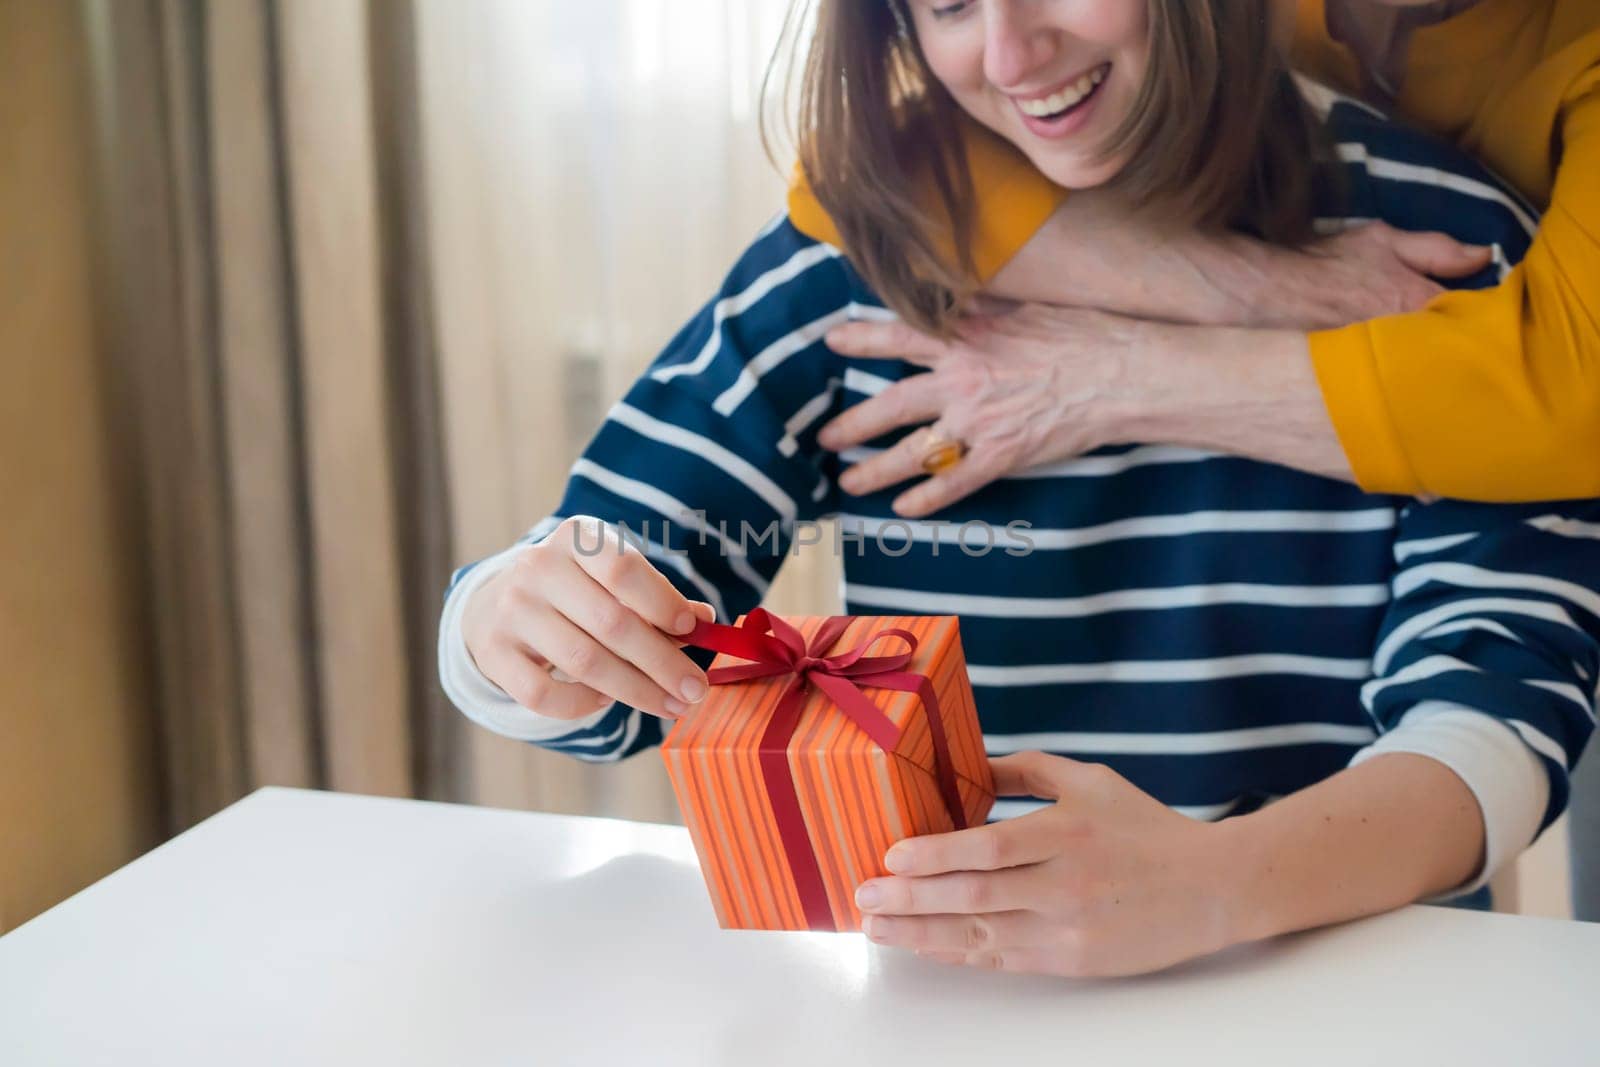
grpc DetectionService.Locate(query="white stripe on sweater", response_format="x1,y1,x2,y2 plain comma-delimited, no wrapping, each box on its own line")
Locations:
1335,143,1538,237
846,581,1388,618
547,710,632,751
610,402,797,524
1415,618,1522,646
1014,445,1222,478
967,654,1371,687
570,710,643,763
1490,243,1512,282
843,367,896,397
714,303,894,415
651,243,839,385
1393,531,1478,563
777,378,841,457
1363,653,1591,718
984,722,1376,755
1395,562,1600,625
836,509,1397,552
1528,515,1600,541
1374,596,1579,676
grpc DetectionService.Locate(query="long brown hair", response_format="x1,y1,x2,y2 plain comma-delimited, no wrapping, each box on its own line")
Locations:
767,0,1325,334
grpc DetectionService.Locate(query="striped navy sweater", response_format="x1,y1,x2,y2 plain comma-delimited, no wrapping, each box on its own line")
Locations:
440,91,1598,886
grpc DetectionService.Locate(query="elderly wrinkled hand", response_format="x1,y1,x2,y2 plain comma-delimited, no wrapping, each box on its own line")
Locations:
853,752,1240,978
819,306,1146,517
817,220,1490,517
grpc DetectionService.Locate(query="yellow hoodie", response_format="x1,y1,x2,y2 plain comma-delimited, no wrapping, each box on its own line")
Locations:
789,0,1600,501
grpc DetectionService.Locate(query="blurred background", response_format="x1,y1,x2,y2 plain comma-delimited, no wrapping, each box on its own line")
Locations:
0,0,1571,932
1,0,844,932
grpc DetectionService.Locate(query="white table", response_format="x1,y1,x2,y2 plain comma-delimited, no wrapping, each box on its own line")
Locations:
2,788,1595,1065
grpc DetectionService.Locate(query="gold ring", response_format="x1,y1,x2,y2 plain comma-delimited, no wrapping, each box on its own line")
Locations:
917,428,967,475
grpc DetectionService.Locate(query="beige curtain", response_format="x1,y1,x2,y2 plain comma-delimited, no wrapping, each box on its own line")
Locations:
415,0,841,822
2,0,162,931
77,0,838,833
80,0,461,831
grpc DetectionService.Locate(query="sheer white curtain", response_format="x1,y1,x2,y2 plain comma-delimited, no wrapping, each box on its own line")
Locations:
416,0,840,820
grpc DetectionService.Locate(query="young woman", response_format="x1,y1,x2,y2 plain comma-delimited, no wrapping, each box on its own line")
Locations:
440,0,1599,976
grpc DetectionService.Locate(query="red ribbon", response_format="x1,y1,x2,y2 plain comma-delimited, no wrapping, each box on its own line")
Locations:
684,609,967,931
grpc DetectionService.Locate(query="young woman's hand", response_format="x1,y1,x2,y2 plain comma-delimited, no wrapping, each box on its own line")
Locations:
460,516,714,721
852,752,1240,977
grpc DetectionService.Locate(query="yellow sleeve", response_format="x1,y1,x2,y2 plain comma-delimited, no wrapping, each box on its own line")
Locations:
786,116,1066,283
1310,75,1600,501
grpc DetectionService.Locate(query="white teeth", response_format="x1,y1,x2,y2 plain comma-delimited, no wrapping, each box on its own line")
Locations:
1017,64,1108,118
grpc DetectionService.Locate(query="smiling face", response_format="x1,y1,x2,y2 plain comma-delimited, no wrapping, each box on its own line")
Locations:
786,0,1313,338
905,0,1150,190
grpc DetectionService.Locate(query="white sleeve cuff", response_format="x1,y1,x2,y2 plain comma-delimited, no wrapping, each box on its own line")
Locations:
1350,701,1549,897
436,543,614,743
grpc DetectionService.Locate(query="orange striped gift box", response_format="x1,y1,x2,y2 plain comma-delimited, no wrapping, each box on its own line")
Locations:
661,610,994,932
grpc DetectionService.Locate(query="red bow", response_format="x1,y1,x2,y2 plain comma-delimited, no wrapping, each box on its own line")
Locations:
684,609,967,930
